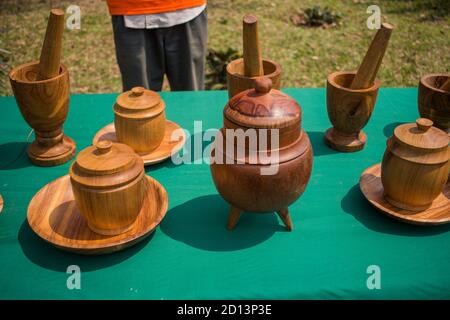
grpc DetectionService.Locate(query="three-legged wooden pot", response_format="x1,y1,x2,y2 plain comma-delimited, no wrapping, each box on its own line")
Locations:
210,78,313,231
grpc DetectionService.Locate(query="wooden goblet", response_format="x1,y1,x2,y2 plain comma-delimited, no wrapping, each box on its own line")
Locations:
325,71,380,152
418,73,450,133
9,61,75,166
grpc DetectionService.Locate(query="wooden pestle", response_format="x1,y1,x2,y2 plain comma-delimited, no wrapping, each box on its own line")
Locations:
350,23,394,89
37,8,65,80
243,14,264,77
438,77,450,91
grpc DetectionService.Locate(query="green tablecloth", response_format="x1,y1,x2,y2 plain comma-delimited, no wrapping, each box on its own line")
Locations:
0,88,449,300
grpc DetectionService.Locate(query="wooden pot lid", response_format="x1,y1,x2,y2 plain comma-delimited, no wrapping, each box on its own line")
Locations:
224,77,301,129
70,140,144,189
114,86,164,119
360,163,450,225
27,175,168,255
389,118,449,164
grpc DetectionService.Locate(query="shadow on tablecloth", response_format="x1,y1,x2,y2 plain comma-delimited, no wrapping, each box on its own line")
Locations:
18,220,153,272
341,184,450,236
160,194,287,251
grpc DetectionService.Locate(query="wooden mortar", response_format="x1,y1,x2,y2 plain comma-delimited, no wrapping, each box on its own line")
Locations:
8,9,75,166
325,23,393,152
226,14,281,98
418,73,450,133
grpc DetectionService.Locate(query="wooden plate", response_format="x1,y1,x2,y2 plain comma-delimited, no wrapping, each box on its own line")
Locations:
93,120,186,165
359,163,450,225
27,175,168,254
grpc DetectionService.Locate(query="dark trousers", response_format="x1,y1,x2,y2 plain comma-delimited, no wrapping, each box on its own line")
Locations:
111,10,207,92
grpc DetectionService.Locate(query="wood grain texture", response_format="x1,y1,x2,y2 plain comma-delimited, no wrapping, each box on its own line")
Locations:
70,141,146,236
114,87,166,153
243,14,264,77
93,120,186,165
439,77,450,91
381,119,449,211
9,61,76,166
325,71,380,152
360,163,450,225
226,58,281,98
27,175,168,254
350,23,393,89
418,73,450,132
211,79,313,231
37,9,65,80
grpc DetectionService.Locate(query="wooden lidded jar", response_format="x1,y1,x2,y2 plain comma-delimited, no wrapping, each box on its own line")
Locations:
210,77,313,231
114,86,166,154
381,118,449,211
69,140,146,235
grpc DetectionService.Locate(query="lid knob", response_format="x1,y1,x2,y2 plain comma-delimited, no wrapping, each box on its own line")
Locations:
416,118,433,132
95,140,112,155
130,86,145,97
254,77,272,94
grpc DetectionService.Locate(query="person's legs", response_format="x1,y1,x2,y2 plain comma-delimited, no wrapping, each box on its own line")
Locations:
164,9,208,91
144,29,166,92
111,15,165,91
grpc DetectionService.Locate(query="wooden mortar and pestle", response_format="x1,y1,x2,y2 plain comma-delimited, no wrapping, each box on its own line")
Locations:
226,14,282,98
9,9,76,166
325,23,393,152
418,73,450,133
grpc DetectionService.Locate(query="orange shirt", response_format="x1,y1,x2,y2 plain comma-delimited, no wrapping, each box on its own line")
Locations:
106,0,206,15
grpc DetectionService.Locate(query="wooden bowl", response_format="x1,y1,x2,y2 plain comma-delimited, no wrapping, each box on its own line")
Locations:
9,61,75,166
360,163,450,225
418,73,450,132
27,174,168,254
325,70,380,152
226,58,281,98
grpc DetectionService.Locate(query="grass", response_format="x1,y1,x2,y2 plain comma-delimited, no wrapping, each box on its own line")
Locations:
0,0,449,95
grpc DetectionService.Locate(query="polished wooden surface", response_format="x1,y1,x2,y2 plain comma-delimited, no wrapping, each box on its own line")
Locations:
418,73,450,132
27,175,168,254
381,119,449,211
325,71,380,152
211,78,313,230
360,163,450,225
93,120,186,165
70,141,145,236
226,58,281,98
114,87,166,153
37,9,64,80
243,14,264,77
9,62,76,166
350,23,393,89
